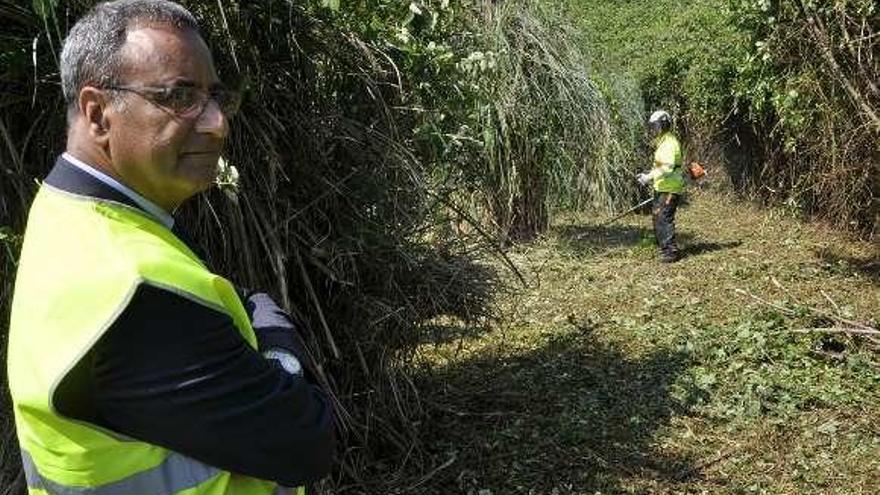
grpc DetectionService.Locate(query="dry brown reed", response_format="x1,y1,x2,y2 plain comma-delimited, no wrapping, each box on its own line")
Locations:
473,1,642,242
0,0,503,492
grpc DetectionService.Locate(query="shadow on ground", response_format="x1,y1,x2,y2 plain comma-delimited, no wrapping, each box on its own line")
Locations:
553,222,741,262
418,322,494,347
552,223,653,256
412,328,703,494
679,240,742,259
815,249,880,285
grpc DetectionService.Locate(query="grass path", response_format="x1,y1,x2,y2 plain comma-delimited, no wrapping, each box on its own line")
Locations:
411,189,880,494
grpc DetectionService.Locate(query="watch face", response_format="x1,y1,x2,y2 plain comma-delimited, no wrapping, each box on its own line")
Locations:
279,355,302,376
264,349,303,376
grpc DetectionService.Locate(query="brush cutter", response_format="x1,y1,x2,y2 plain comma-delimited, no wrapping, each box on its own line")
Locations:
600,198,653,226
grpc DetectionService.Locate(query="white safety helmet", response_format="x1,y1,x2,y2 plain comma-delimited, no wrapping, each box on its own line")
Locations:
648,110,671,125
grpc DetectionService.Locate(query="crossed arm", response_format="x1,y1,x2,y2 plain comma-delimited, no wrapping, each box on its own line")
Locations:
54,283,335,486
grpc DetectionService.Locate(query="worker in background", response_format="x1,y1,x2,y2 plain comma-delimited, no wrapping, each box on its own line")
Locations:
7,1,333,494
637,110,685,263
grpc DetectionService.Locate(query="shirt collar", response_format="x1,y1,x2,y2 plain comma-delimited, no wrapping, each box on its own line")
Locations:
61,152,175,230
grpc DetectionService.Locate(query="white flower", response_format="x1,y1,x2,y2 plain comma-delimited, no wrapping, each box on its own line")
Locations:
215,156,240,199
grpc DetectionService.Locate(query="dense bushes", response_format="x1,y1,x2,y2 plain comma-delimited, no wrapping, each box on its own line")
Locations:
728,0,879,234
569,0,879,236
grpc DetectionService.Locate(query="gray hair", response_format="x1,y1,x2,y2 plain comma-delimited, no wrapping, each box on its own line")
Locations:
60,0,199,110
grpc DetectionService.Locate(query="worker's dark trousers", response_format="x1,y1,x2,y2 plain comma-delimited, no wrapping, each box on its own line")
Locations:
652,192,679,256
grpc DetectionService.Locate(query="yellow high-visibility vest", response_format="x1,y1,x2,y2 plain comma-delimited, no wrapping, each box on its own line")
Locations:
7,184,303,495
652,132,685,193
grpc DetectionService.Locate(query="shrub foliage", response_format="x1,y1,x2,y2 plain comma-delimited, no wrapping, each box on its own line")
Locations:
570,0,879,235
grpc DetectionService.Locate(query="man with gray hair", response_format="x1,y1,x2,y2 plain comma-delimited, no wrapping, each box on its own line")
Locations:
7,1,334,494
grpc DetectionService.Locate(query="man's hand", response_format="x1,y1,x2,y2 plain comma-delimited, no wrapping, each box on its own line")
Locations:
636,172,652,186
241,291,312,371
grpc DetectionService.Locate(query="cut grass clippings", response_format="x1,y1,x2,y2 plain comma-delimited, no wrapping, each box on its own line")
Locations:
407,188,880,494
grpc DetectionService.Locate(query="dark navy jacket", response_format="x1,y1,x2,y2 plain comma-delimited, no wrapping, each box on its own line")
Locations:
47,156,334,486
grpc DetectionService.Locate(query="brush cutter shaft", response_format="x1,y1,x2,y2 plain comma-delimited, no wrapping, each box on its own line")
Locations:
601,198,652,226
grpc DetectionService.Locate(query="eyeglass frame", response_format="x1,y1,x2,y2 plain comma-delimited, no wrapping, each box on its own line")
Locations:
101,84,242,120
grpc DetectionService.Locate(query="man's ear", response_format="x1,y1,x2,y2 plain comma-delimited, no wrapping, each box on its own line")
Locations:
78,86,111,145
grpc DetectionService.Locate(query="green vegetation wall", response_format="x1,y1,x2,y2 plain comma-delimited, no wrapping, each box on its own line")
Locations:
728,0,879,234
568,0,879,236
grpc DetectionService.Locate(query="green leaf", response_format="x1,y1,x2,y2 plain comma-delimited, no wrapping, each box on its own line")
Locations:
322,0,340,11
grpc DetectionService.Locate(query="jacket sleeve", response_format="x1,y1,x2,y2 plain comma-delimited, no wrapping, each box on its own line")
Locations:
87,283,335,486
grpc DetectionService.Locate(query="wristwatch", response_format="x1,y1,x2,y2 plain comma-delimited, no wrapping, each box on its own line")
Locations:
263,348,303,376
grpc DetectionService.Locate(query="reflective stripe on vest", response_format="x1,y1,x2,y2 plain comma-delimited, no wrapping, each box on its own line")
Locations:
22,449,221,495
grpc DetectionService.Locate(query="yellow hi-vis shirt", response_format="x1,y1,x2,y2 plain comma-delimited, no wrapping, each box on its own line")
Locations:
7,184,304,495
649,132,685,194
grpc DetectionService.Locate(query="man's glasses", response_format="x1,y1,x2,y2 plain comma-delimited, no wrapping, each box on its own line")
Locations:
104,85,242,119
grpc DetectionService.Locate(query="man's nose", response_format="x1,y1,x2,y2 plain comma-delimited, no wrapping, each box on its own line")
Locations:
195,99,229,138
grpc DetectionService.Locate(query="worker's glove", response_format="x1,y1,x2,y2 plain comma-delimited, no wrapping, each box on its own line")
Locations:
636,172,652,186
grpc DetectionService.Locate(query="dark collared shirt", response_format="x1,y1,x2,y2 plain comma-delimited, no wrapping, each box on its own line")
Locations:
46,156,334,486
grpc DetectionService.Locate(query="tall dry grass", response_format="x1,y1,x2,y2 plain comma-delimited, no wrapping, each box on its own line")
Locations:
467,1,642,241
